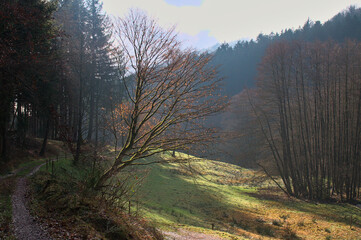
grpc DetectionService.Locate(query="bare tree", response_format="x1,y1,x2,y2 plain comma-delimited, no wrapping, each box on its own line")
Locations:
96,10,224,188
254,40,361,201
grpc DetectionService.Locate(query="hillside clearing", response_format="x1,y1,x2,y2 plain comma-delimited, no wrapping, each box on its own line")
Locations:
133,152,361,240
24,150,361,239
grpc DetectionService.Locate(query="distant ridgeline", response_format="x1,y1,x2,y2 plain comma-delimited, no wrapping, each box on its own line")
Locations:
211,6,361,97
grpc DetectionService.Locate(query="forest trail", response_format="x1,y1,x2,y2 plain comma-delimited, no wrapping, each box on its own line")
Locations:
11,162,52,240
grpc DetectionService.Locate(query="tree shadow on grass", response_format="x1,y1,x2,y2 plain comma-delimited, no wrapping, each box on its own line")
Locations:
245,187,361,229
137,163,301,239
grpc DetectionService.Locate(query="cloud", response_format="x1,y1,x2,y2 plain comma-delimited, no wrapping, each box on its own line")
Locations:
103,0,361,48
164,0,204,7
178,30,218,50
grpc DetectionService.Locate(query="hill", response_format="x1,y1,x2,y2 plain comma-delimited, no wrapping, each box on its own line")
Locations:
212,6,361,97
134,152,361,240
2,146,361,239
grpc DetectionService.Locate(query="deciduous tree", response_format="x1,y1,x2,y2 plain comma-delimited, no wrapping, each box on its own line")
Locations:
96,10,224,188
254,40,361,201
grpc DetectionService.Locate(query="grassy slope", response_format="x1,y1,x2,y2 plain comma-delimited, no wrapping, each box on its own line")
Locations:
9,141,360,240
30,154,164,240
134,152,361,240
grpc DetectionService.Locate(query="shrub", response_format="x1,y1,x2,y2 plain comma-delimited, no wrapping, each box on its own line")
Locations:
30,159,163,240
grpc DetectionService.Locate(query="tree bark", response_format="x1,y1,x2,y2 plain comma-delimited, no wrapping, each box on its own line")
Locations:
39,117,50,156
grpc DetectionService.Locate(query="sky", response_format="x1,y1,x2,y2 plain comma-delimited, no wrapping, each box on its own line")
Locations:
102,0,361,50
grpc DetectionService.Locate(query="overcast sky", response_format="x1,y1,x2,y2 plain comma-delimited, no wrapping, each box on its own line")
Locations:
102,0,361,49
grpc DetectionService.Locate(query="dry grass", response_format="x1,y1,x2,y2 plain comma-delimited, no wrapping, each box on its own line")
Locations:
135,152,361,240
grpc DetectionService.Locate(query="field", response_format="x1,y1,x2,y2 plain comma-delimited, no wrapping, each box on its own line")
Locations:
132,152,361,240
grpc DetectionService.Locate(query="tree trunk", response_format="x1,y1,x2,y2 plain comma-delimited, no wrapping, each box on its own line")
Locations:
74,17,84,166
0,122,7,162
87,87,95,141
0,96,10,162
74,77,83,165
39,117,50,156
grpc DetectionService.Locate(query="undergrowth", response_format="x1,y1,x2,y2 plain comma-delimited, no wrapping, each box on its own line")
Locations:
30,157,163,240
0,177,16,239
0,138,67,176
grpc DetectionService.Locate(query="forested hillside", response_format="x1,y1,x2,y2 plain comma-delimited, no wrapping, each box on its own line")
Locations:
212,6,361,96
221,6,361,202
219,6,361,166
0,0,123,166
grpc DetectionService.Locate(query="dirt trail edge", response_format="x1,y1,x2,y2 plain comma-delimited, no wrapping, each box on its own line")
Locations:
12,162,52,240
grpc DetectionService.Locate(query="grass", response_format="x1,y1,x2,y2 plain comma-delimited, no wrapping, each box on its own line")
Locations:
0,138,69,177
29,156,164,240
0,158,50,240
8,142,360,240
38,155,85,178
0,177,16,240
0,152,66,239
131,152,361,240
0,138,70,240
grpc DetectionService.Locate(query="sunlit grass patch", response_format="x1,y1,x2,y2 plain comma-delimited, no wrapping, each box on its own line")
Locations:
26,148,361,239
133,152,361,240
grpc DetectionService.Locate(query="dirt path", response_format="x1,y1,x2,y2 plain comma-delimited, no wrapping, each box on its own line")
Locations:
163,229,225,240
12,162,52,240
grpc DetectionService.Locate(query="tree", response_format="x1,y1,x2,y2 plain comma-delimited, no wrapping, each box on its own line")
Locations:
220,89,270,168
254,40,361,201
49,0,120,164
96,10,224,188
0,0,58,161
86,0,115,144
